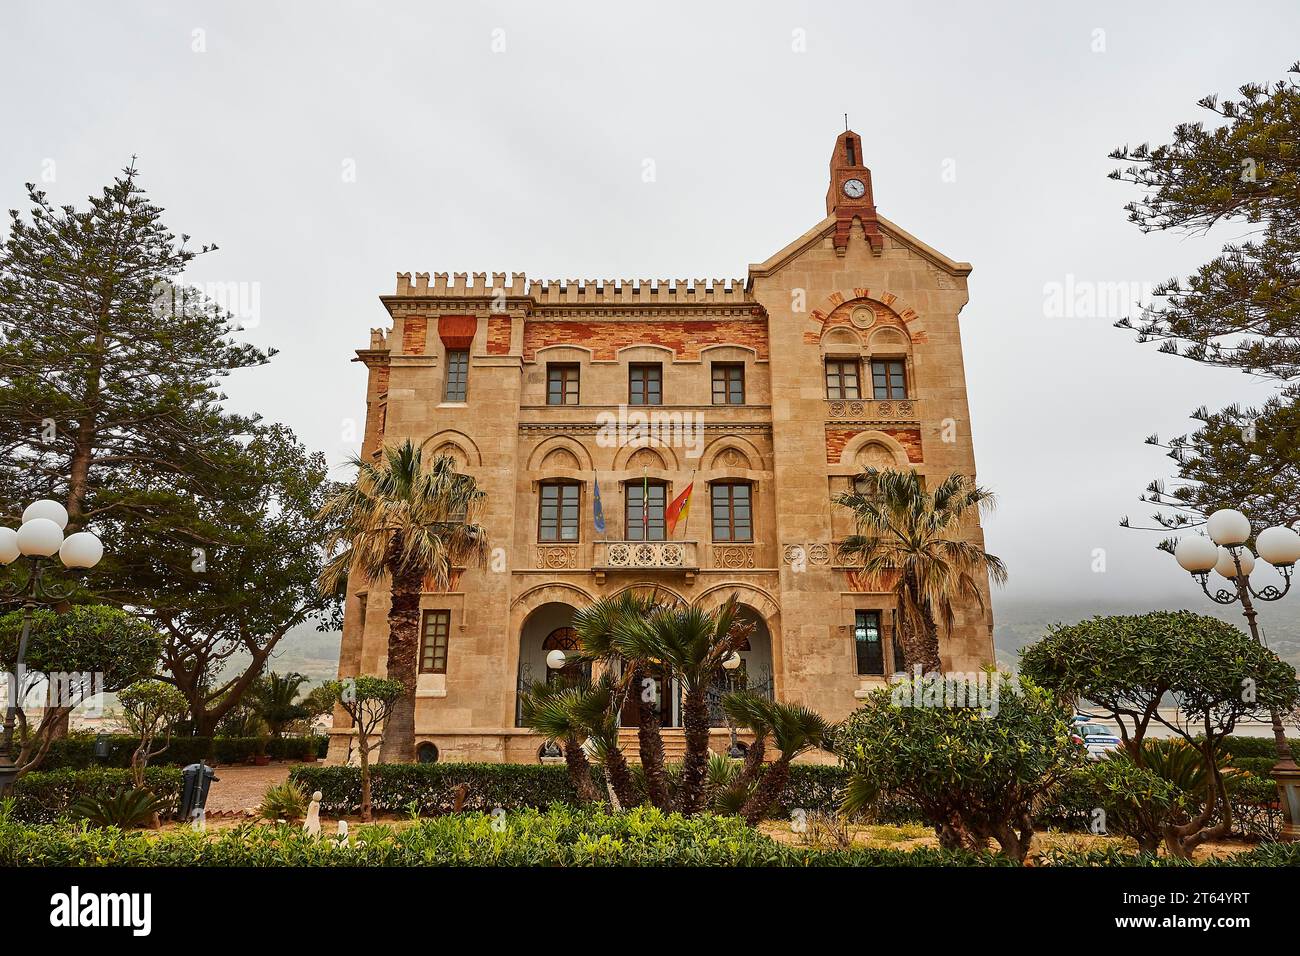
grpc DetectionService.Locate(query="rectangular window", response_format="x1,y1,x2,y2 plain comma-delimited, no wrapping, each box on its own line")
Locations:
547,364,580,405
825,358,861,400
711,363,745,405
846,137,857,166
539,483,580,542
444,349,469,402
626,482,666,541
628,364,662,406
420,610,451,674
855,610,883,676
871,359,907,399
710,483,752,542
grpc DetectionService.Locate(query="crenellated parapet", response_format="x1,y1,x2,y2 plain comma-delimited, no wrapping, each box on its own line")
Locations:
390,272,751,305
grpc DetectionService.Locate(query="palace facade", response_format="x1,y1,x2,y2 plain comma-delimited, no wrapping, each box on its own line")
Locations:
330,131,994,763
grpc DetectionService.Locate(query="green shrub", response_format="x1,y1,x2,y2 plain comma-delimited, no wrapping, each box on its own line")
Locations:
837,673,1083,860
260,780,310,822
1216,735,1300,761
1229,756,1281,778
1,804,1294,867
8,767,183,824
71,788,172,828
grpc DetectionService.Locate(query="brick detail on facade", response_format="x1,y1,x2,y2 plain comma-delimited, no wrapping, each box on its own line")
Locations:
486,316,512,354
826,427,923,464
402,316,428,354
438,315,477,349
522,318,769,362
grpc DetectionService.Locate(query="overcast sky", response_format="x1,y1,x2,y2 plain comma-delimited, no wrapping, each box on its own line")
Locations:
3,1,1296,610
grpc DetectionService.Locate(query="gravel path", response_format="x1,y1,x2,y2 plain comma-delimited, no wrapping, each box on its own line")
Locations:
203,764,294,812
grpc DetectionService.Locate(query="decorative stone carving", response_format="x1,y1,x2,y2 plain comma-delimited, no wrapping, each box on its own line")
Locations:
712,545,755,569
537,545,577,569
824,399,920,422
605,541,688,568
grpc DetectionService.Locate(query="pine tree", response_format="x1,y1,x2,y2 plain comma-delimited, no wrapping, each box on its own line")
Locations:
1112,64,1300,533
0,159,270,534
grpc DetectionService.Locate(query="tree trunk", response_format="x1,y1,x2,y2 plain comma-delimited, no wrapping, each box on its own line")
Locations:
563,734,600,804
358,740,373,822
632,664,670,810
740,757,790,827
735,733,766,792
677,685,711,814
897,589,942,675
603,747,637,809
378,564,421,764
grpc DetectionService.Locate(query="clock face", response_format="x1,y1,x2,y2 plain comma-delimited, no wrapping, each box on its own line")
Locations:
842,178,866,199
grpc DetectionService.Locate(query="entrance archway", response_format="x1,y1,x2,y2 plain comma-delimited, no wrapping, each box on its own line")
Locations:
516,601,583,726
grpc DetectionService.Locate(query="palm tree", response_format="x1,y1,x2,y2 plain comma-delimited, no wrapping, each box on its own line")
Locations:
318,440,489,762
248,671,310,738
615,595,754,814
726,696,832,826
571,589,671,809
518,679,601,804
721,691,773,793
834,469,1006,674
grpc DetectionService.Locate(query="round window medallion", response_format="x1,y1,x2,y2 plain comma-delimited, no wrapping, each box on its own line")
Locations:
850,306,874,329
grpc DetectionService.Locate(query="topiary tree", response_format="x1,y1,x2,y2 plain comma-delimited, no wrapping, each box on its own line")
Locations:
117,679,187,789
1020,610,1299,857
317,676,402,821
0,605,162,776
838,671,1082,862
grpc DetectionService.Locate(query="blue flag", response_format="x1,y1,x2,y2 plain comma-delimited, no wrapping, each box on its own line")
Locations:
592,473,606,534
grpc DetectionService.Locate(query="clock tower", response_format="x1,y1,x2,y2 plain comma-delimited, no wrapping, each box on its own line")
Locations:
825,129,884,257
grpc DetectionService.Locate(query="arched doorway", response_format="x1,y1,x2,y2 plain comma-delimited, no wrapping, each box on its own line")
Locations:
708,603,775,726
516,602,584,726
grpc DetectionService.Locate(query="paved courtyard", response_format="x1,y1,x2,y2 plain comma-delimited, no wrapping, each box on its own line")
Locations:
204,763,293,813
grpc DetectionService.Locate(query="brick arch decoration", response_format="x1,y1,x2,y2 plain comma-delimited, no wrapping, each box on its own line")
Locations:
419,430,482,469
526,435,594,473
803,289,928,346
836,429,914,468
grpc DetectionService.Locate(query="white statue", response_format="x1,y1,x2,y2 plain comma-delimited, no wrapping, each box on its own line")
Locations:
303,790,322,837
190,807,206,833
336,819,349,845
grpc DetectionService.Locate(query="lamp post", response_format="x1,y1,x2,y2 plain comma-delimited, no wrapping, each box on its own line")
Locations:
0,499,104,797
722,651,743,758
1173,508,1300,842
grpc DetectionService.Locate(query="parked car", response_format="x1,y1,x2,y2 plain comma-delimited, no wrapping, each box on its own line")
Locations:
1070,714,1122,761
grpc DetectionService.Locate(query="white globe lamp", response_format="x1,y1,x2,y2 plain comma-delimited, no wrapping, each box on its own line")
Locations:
1206,508,1251,547
0,527,18,565
545,650,567,670
1255,526,1300,568
16,518,63,557
22,499,68,531
723,652,742,671
1215,545,1254,580
59,531,104,569
1174,536,1219,574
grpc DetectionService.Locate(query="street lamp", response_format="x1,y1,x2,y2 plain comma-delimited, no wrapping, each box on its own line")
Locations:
722,652,745,758
0,500,104,796
1174,508,1300,841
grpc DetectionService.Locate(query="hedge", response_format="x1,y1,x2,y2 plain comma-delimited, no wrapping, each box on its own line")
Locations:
3,804,1296,867
290,759,1290,840
38,734,326,770
1216,735,1300,761
7,767,184,824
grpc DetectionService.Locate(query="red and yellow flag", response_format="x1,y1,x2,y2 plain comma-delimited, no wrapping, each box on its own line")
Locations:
665,478,694,536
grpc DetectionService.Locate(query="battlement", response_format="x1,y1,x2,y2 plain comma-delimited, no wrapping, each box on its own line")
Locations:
392,272,751,305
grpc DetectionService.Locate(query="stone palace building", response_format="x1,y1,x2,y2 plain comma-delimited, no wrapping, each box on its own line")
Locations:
330,130,994,763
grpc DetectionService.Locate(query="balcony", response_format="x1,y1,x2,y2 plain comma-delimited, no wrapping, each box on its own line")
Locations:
592,540,699,582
